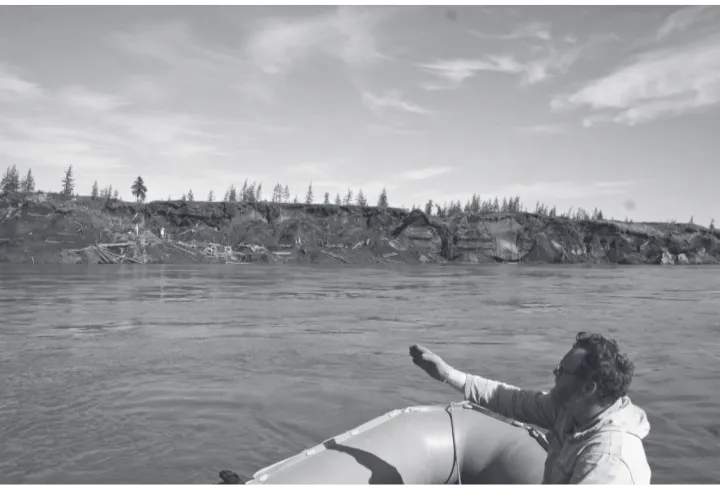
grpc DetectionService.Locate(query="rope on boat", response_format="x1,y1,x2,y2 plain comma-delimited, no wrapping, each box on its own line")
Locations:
460,401,550,452
510,420,550,452
445,401,549,484
447,401,466,485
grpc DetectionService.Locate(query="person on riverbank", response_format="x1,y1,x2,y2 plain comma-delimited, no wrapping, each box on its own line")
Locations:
410,333,651,484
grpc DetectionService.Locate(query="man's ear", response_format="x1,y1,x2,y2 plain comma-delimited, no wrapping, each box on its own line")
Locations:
583,381,597,398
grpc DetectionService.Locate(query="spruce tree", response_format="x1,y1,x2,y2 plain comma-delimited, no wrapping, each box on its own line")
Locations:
62,165,75,196
305,182,314,204
131,176,148,202
377,187,388,209
355,189,366,207
20,169,35,192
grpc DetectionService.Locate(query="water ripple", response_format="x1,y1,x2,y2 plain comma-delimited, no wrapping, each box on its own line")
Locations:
0,264,718,484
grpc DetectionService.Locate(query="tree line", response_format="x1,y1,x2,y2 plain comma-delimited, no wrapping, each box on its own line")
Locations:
1,164,717,229
0,165,36,193
1,164,79,197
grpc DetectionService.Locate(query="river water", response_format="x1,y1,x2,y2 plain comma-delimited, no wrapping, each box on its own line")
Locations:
0,265,718,484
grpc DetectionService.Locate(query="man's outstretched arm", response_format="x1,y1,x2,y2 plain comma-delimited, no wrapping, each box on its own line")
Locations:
410,344,559,431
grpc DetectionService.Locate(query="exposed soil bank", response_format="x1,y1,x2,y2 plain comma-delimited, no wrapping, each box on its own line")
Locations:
1,192,719,265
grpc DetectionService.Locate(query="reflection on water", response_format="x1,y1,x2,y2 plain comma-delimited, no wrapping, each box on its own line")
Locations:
0,264,719,484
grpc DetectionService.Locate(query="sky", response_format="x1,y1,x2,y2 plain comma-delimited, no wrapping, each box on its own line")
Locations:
0,5,719,224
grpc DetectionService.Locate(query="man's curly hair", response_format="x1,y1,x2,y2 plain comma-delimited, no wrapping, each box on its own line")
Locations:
574,332,635,400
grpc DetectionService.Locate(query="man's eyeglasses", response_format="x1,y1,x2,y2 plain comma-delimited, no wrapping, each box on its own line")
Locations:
553,365,577,378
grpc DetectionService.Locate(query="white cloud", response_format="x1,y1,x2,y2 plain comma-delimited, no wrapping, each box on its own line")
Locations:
657,6,719,40
1,117,134,150
0,45,256,198
361,91,432,115
399,166,453,181
245,16,334,75
287,164,325,175
255,123,299,134
358,88,429,135
470,22,552,41
331,7,395,65
593,180,637,189
104,111,240,155
0,114,135,171
58,86,128,113
243,7,391,83
517,123,567,134
123,76,170,104
109,19,250,104
0,137,128,170
367,123,420,136
553,34,720,125
110,20,246,72
249,8,389,72
418,57,524,90
237,73,277,103
420,27,617,90
418,47,585,89
0,63,43,99
287,160,351,175
581,113,614,128
522,45,585,85
0,75,253,179
162,142,227,159
483,180,639,201
111,20,196,64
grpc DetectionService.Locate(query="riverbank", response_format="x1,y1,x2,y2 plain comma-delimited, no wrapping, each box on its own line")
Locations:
0,192,718,265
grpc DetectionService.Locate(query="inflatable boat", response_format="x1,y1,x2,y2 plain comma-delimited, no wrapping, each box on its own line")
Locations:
245,401,548,484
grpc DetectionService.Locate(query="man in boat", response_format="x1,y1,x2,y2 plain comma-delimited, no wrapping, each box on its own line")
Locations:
410,333,651,484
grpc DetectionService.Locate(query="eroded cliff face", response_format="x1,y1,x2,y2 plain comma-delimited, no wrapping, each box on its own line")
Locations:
0,192,719,265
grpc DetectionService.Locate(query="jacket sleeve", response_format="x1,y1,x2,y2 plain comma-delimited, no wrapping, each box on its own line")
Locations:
463,373,559,430
570,452,634,484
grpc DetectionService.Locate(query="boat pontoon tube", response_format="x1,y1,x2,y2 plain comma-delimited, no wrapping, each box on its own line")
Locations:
246,401,547,484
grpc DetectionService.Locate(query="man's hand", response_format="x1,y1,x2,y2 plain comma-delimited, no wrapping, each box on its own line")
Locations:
409,344,453,383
